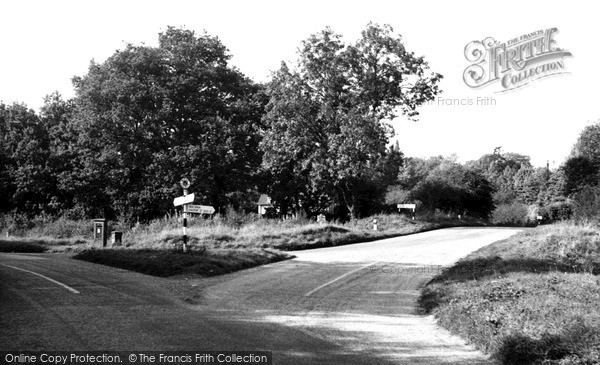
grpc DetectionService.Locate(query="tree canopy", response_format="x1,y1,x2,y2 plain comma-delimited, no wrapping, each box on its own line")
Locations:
260,23,441,218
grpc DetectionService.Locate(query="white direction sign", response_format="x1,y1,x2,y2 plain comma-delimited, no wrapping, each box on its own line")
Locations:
397,203,416,210
173,193,195,207
187,204,215,215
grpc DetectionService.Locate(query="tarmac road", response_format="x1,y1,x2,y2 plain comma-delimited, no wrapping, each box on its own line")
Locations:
0,227,522,364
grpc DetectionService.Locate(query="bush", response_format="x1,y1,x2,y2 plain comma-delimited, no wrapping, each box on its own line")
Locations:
540,200,574,222
222,205,261,227
572,185,600,222
491,202,531,226
37,216,91,238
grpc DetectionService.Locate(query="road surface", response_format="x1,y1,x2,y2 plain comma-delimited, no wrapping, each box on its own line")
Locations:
0,227,522,364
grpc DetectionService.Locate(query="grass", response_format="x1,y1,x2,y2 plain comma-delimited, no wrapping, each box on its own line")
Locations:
74,248,290,277
419,222,600,364
123,213,484,252
0,238,47,253
1,212,484,278
0,236,91,253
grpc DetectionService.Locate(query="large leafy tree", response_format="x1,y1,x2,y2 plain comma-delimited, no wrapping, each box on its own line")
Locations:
572,122,600,167
0,103,54,214
69,27,265,221
261,23,441,218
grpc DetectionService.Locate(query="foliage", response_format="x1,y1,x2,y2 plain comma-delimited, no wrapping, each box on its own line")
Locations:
0,103,54,214
467,150,553,208
539,200,574,222
563,156,598,196
384,185,410,205
571,185,600,222
260,23,440,219
571,121,600,167
491,202,532,226
395,157,495,218
66,27,266,222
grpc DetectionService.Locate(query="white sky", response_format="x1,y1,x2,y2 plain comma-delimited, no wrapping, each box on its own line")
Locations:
1,0,597,167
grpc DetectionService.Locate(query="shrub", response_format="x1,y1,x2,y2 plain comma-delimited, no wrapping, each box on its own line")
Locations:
38,216,91,238
572,185,600,222
540,200,574,222
491,202,531,226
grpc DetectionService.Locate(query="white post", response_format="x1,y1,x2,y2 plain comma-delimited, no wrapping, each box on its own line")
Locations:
373,218,378,231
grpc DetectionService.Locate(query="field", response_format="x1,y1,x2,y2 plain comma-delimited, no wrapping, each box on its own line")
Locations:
420,222,600,364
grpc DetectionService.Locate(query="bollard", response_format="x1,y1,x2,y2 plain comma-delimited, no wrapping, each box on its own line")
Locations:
373,218,378,231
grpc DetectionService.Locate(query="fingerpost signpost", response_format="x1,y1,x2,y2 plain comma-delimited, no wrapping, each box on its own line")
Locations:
173,178,216,253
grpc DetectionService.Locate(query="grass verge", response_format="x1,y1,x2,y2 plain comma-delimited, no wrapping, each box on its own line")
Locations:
0,237,92,253
74,248,291,277
2,213,484,279
126,213,485,252
419,222,600,364
0,238,47,253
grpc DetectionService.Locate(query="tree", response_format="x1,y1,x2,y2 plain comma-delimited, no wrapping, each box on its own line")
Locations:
468,151,536,206
69,27,265,222
572,121,600,167
563,156,598,196
0,103,54,214
397,156,444,190
513,167,548,205
261,23,442,218
410,160,495,218
38,93,81,215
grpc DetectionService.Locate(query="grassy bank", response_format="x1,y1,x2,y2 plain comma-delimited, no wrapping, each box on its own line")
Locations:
1,212,483,278
0,237,90,253
119,213,483,252
74,248,290,277
420,222,600,364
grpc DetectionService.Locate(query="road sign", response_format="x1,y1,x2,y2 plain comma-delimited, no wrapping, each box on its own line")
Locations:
186,204,215,215
397,204,416,210
173,193,195,206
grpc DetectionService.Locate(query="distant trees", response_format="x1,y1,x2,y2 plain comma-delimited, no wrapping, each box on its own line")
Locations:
387,157,495,218
260,23,441,218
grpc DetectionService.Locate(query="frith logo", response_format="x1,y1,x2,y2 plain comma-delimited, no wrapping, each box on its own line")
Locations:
463,28,572,91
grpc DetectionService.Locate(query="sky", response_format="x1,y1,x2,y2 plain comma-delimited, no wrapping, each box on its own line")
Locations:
1,0,597,168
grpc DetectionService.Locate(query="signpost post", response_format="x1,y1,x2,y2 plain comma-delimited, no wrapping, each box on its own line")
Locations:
174,178,192,253
172,178,216,253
